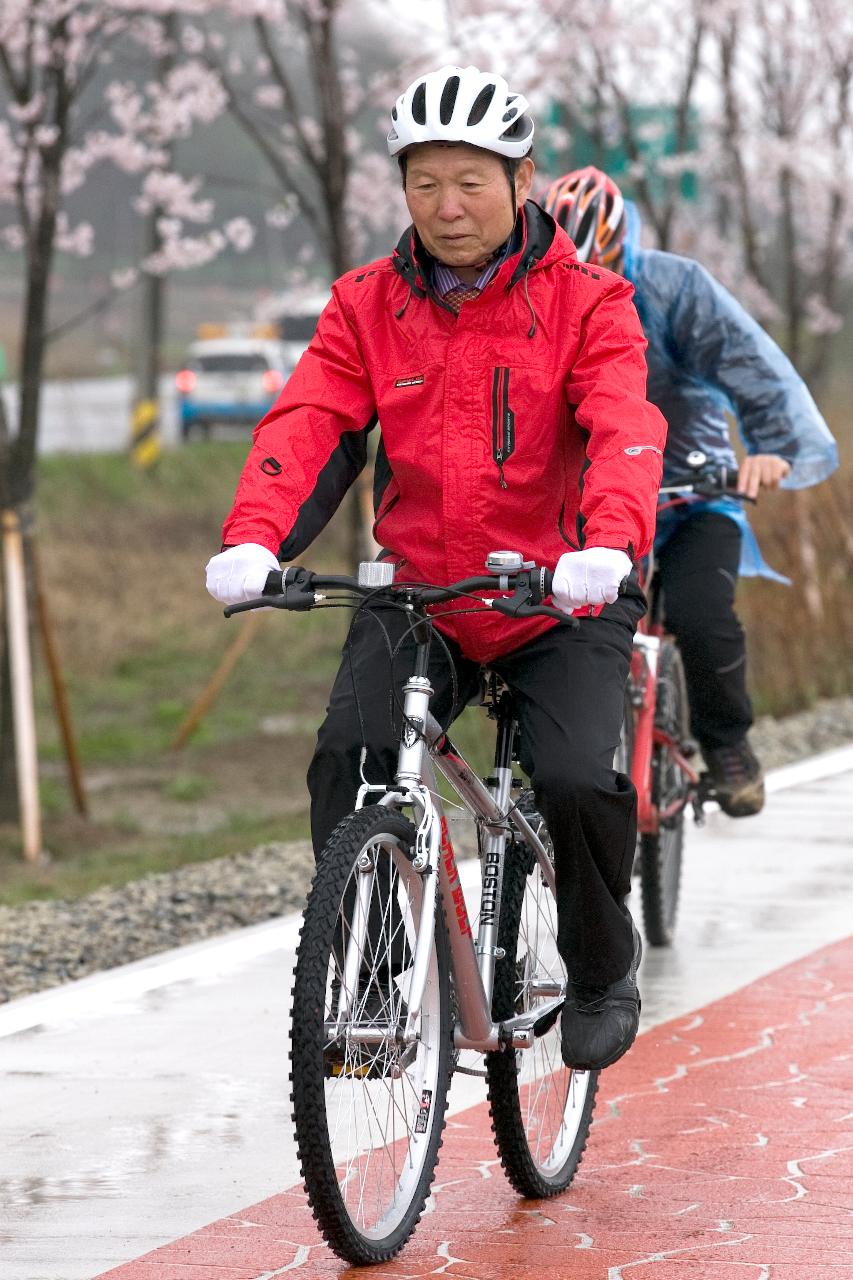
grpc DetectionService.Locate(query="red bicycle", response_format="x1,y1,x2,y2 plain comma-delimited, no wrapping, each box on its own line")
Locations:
624,452,751,945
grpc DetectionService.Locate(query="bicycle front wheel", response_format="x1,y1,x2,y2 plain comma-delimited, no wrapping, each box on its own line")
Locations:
486,797,598,1197
290,806,451,1265
640,640,689,946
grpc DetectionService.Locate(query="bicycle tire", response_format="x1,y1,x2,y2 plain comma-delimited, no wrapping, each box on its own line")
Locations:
640,640,689,946
290,806,452,1264
485,796,598,1197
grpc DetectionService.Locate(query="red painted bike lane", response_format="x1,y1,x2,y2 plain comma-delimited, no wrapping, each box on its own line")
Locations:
98,934,853,1280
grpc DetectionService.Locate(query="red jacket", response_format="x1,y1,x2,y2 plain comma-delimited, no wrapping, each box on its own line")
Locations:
222,202,666,663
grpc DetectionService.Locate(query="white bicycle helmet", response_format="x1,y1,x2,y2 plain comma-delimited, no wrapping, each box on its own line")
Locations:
387,65,534,159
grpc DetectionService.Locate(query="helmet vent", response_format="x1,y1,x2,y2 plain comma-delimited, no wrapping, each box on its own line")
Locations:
440,75,460,124
411,82,427,125
467,84,495,126
391,106,397,121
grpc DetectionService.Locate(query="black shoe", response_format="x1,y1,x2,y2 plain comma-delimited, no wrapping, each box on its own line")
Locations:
561,922,642,1071
703,739,765,817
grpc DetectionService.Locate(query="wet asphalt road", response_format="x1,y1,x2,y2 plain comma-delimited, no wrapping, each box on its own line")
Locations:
0,748,851,1280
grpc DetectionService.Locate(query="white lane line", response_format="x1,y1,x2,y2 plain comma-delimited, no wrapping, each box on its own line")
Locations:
763,743,853,793
0,914,305,1037
2,747,851,1039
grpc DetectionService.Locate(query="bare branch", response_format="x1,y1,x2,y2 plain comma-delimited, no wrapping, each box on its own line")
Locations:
253,15,320,171
208,50,325,234
719,14,769,290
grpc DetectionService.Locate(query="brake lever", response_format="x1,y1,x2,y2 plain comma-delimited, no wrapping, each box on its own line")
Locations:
223,595,289,618
488,597,579,629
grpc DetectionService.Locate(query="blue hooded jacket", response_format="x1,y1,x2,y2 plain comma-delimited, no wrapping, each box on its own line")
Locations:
622,202,838,579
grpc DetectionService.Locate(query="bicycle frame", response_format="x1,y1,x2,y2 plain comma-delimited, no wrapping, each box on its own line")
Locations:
351,621,561,1056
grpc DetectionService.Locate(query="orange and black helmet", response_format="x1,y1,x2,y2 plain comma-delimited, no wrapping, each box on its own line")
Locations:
541,166,626,268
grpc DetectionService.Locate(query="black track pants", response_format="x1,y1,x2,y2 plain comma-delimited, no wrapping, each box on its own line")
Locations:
307,593,643,989
656,512,753,751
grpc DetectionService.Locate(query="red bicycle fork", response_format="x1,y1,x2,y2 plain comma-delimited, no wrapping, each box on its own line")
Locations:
629,634,700,835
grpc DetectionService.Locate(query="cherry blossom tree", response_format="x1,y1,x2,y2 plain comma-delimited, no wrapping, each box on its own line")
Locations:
710,0,853,378
0,0,245,828
194,0,416,287
190,0,424,565
0,0,249,510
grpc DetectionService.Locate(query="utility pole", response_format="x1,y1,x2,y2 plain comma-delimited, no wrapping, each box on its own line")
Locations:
130,208,166,469
130,14,176,469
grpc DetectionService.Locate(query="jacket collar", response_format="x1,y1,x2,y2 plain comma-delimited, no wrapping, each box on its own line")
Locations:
391,201,558,297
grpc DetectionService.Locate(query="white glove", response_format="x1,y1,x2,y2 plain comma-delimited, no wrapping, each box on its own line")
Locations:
205,543,281,605
552,548,632,615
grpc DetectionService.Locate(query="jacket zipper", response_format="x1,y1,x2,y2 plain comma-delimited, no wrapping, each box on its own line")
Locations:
373,489,400,532
491,367,515,489
558,500,579,549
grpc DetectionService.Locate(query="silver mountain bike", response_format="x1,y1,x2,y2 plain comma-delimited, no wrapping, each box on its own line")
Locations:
226,551,599,1265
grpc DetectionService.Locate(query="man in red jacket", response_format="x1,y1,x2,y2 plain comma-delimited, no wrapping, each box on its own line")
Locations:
206,65,667,1072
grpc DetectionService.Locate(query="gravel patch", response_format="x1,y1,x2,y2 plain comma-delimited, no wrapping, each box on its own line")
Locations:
2,696,851,1005
0,842,315,1004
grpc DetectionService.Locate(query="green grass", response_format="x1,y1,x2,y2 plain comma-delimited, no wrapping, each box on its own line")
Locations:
0,441,349,902
0,810,311,907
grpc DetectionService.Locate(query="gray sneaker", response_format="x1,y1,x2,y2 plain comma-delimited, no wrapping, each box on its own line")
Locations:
703,739,765,817
561,922,642,1071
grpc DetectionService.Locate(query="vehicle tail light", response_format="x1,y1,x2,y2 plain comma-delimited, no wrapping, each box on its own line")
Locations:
175,369,196,393
262,368,285,395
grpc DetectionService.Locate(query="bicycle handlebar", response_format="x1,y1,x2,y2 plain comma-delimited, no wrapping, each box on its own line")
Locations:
223,562,578,626
660,459,755,503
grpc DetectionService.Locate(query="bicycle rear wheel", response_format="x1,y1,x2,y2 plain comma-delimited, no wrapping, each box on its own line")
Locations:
486,796,598,1197
640,640,689,946
290,806,451,1264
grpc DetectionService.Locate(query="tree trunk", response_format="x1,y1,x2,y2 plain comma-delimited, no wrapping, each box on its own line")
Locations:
0,51,66,821
0,391,17,820
0,212,57,821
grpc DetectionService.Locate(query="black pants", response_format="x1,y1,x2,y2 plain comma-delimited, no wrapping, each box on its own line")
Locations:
657,512,753,750
307,590,644,989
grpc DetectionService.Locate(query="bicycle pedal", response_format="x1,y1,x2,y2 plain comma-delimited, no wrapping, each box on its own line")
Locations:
326,1060,376,1080
531,1000,563,1037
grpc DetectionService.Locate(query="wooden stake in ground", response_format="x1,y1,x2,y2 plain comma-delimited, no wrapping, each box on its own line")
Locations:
1,508,42,861
171,611,264,751
30,540,88,817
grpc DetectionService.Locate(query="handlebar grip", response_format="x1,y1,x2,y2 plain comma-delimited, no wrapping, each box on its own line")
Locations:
263,569,285,596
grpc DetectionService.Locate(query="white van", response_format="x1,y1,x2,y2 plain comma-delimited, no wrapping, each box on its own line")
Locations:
175,334,292,440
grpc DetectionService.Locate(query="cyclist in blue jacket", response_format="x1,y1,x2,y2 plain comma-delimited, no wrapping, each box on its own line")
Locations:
542,167,839,817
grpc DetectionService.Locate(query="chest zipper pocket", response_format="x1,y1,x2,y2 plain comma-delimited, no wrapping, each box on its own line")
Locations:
491,367,516,489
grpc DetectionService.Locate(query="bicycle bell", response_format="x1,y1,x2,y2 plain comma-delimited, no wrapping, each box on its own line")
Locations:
486,550,531,574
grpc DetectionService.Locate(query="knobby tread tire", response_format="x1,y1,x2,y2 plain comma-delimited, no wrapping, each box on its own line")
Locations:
485,798,598,1198
640,641,689,947
290,806,451,1265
